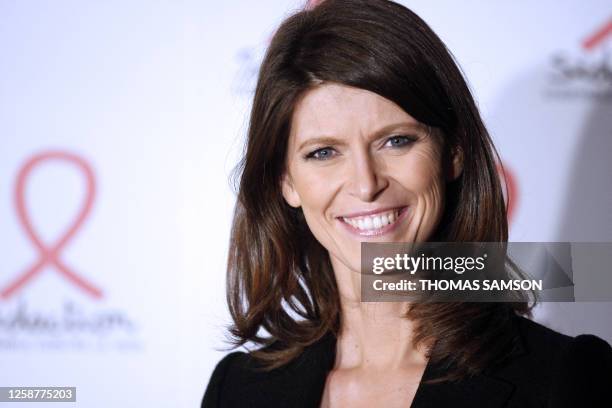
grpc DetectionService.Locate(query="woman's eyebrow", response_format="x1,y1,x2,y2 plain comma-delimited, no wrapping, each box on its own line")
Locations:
371,121,424,137
297,136,346,152
295,121,424,152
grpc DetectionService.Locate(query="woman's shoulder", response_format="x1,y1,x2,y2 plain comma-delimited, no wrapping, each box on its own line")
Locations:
202,342,301,386
201,335,336,407
497,315,612,406
200,351,251,408
512,314,612,362
200,346,313,408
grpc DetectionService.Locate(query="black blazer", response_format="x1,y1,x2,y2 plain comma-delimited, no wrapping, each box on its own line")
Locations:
201,316,612,407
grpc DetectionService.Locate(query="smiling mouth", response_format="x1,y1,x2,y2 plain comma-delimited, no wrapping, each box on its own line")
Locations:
338,206,409,236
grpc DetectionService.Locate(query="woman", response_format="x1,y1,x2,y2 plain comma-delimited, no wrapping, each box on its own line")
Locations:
202,0,612,406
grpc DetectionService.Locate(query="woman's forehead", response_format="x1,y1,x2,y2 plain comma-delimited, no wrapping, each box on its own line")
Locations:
289,83,424,146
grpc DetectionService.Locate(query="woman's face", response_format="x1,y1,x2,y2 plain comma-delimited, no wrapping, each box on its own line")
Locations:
282,83,462,274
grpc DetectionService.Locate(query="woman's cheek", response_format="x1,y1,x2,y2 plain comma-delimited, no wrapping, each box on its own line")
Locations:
401,159,446,241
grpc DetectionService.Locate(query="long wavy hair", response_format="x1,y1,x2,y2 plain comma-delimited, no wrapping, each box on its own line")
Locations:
226,0,532,380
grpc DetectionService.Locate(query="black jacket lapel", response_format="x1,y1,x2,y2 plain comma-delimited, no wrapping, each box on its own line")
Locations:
411,362,516,408
251,320,525,407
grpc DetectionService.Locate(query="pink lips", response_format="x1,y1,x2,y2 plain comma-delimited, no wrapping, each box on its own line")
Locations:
338,206,410,237
338,206,405,219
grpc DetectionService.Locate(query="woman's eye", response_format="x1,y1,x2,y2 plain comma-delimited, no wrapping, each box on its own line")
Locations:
385,135,415,148
305,147,336,161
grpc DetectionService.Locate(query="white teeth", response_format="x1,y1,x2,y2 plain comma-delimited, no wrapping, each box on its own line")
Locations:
358,219,365,230
381,215,389,226
373,216,382,229
342,209,403,231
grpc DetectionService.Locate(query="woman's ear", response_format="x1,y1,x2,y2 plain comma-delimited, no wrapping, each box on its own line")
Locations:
447,145,464,181
281,172,301,208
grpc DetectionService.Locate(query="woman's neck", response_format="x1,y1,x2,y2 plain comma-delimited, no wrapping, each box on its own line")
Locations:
331,256,428,370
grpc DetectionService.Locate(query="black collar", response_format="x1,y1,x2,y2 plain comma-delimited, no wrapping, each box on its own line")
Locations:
291,317,526,407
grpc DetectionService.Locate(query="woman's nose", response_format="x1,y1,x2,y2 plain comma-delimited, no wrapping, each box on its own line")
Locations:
347,151,388,202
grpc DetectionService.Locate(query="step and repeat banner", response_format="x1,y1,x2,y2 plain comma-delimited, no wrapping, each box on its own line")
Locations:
0,1,610,406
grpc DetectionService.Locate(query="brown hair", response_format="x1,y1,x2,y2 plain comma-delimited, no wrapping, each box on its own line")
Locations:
226,0,532,379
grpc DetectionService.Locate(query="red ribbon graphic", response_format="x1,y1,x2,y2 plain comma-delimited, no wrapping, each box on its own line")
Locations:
582,18,612,51
1,151,103,299
497,162,518,227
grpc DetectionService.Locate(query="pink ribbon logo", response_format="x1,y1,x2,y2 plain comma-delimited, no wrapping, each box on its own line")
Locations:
1,150,103,299
582,18,612,51
497,162,518,227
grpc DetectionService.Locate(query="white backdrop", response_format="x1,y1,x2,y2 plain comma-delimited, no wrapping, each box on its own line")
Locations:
0,1,610,406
